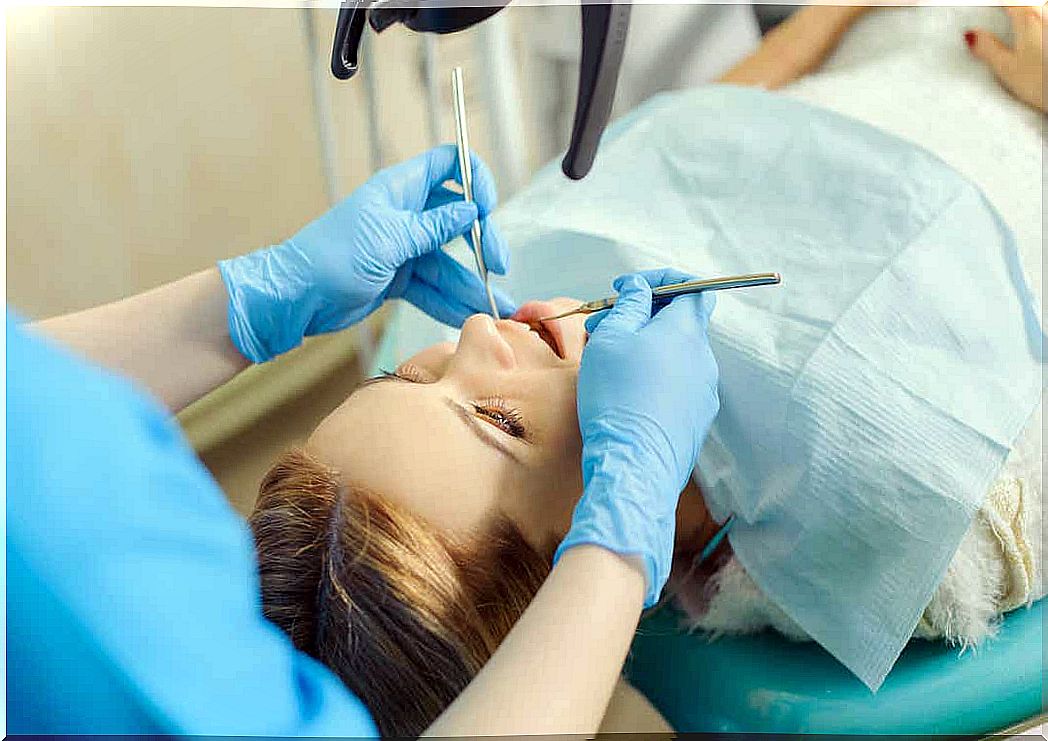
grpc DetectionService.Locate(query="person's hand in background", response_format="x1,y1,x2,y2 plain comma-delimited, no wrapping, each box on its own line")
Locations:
219,145,515,363
718,5,869,89
966,5,1046,114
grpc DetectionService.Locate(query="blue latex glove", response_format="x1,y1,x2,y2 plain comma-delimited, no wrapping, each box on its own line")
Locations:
555,269,720,607
219,145,515,363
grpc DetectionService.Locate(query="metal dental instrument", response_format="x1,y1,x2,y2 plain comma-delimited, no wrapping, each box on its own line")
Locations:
451,66,500,319
533,272,782,325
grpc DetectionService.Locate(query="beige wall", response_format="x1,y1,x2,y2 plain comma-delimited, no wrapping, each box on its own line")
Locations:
6,5,518,318
10,7,322,316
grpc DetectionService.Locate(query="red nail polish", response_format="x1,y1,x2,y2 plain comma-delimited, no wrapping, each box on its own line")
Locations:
964,30,976,49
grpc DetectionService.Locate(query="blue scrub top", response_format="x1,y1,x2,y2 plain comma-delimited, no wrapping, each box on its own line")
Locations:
6,312,379,736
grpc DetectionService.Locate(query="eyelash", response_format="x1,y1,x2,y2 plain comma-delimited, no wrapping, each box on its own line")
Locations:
473,396,528,440
381,368,529,441
383,365,428,383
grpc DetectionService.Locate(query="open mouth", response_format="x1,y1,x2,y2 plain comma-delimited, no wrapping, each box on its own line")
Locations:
528,322,563,359
509,301,578,360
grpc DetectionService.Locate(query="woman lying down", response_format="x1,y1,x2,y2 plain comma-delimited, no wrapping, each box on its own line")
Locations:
249,5,1043,736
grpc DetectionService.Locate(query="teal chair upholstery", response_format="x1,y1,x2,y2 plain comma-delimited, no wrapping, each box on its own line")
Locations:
626,601,1045,735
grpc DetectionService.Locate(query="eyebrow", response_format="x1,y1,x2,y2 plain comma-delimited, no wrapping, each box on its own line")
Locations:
443,398,524,465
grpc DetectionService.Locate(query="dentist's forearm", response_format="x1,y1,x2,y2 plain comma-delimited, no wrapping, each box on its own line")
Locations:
35,268,249,412
423,545,646,737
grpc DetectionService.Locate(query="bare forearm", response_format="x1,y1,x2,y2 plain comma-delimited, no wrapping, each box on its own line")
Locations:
424,545,646,737
35,268,248,411
719,6,866,89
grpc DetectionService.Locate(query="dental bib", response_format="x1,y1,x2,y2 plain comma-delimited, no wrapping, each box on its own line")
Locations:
378,87,1042,689
413,86,1042,691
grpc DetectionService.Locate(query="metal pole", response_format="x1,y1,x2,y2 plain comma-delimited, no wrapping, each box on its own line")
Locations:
474,14,527,196
421,35,443,146
300,6,342,204
361,30,386,172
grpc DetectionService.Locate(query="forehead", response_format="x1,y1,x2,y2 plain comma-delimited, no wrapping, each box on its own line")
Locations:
305,381,511,536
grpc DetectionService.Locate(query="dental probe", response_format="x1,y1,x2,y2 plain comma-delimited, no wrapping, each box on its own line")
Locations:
532,272,782,325
451,66,500,319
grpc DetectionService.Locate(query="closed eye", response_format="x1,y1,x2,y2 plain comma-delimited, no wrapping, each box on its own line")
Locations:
357,368,528,463
381,371,528,440
445,399,525,464
357,366,430,391
472,397,528,440
361,365,434,385
392,364,435,383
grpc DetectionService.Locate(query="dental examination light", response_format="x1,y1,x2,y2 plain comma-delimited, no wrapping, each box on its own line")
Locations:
330,0,631,180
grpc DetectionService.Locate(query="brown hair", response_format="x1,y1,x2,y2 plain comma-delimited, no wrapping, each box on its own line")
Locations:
249,448,553,737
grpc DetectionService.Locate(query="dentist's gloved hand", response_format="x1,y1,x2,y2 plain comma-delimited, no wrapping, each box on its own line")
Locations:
555,269,720,607
219,145,515,363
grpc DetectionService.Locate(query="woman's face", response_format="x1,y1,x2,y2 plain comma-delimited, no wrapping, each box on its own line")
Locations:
307,299,589,552
307,298,712,556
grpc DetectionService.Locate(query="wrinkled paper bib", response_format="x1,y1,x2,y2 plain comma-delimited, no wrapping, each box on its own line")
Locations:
382,86,1044,690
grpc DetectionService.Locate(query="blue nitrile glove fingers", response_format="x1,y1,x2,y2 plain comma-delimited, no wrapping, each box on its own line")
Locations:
417,165,508,276
390,249,517,327
361,145,510,278
584,268,713,333
218,145,514,363
556,270,720,607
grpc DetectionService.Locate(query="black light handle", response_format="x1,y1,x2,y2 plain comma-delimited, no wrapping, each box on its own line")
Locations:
329,0,630,181
331,0,367,79
371,6,503,33
562,1,630,180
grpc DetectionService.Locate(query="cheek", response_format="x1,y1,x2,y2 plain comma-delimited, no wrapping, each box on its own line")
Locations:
531,379,585,538
525,369,580,452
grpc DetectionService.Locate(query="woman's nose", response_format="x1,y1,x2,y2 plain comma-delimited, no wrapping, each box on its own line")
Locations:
456,313,517,370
